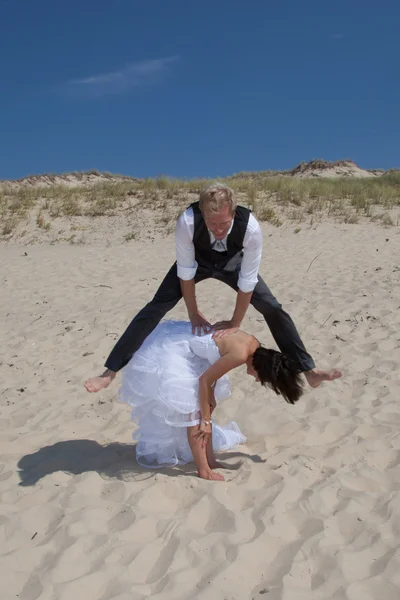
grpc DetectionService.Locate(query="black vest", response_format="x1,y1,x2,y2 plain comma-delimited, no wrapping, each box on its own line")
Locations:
190,201,250,271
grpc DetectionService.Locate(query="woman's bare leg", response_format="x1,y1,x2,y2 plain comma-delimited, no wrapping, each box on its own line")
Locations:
206,435,224,470
187,425,224,481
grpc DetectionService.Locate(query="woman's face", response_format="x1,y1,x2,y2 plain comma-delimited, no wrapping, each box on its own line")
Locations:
246,358,260,382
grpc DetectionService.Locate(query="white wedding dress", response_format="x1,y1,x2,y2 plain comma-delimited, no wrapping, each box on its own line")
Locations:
118,320,246,468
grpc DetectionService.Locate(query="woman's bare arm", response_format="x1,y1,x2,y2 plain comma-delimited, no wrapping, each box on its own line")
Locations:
210,383,216,414
197,351,247,422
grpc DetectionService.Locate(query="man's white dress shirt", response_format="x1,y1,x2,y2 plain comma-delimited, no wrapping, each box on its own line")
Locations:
175,206,262,293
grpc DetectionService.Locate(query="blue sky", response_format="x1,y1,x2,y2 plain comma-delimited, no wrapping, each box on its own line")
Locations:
1,0,399,180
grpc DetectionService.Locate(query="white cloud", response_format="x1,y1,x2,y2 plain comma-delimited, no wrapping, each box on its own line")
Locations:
68,56,178,96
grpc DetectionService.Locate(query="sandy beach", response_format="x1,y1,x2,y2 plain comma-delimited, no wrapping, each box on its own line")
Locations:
1,210,400,599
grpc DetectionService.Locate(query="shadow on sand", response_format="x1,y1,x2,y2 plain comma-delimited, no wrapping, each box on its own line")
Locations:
17,439,266,486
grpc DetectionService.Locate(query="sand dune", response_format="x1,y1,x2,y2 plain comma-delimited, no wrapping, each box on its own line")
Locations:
289,159,380,179
0,159,392,190
0,171,138,191
1,220,400,599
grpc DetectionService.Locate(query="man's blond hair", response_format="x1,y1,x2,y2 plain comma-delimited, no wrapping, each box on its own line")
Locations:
199,183,237,215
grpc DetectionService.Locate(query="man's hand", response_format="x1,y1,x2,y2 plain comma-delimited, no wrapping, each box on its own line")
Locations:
211,320,240,340
190,311,212,336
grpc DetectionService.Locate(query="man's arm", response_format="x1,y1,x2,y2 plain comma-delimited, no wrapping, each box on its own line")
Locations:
231,289,253,327
175,211,211,335
180,278,212,335
212,290,253,334
180,278,198,318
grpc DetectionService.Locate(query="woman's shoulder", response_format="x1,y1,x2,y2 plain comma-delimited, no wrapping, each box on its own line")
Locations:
214,330,252,359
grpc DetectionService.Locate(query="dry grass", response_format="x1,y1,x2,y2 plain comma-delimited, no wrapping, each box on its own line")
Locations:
124,229,137,242
1,171,399,242
36,210,51,230
2,217,19,236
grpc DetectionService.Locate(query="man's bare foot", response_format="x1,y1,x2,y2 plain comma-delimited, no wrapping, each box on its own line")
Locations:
84,369,116,393
304,368,342,389
198,469,225,481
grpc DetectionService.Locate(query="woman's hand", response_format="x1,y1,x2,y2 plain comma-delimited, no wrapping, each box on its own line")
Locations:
192,420,212,449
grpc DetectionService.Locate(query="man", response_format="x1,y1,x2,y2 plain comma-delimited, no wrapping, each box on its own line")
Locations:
85,183,341,392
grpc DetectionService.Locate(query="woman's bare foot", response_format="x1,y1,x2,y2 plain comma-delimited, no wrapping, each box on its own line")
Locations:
84,369,116,393
304,368,342,388
198,469,225,481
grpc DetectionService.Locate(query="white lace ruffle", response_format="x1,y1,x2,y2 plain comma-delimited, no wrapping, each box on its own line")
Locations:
118,320,246,468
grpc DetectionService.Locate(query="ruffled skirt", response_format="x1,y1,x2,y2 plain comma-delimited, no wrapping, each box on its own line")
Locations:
118,320,246,468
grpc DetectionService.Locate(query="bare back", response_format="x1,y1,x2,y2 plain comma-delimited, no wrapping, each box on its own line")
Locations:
213,330,260,360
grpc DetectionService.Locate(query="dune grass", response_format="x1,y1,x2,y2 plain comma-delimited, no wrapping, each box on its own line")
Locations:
1,171,399,241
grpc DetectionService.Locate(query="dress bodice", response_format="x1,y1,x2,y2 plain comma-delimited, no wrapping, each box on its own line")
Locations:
189,333,221,365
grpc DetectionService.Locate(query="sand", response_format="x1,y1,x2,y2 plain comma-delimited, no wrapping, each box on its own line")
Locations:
1,221,400,600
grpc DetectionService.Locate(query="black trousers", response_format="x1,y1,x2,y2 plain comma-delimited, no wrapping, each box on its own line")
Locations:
104,263,315,373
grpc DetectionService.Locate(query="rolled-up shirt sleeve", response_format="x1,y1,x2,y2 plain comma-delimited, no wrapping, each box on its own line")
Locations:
238,215,262,293
175,209,198,280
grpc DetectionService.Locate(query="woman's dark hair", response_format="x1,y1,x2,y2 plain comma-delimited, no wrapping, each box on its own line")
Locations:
252,347,304,405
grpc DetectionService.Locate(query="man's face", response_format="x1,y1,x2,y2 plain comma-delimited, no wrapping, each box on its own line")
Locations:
203,203,234,240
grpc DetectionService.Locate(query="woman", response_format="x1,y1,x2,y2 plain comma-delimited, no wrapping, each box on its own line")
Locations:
118,320,303,481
